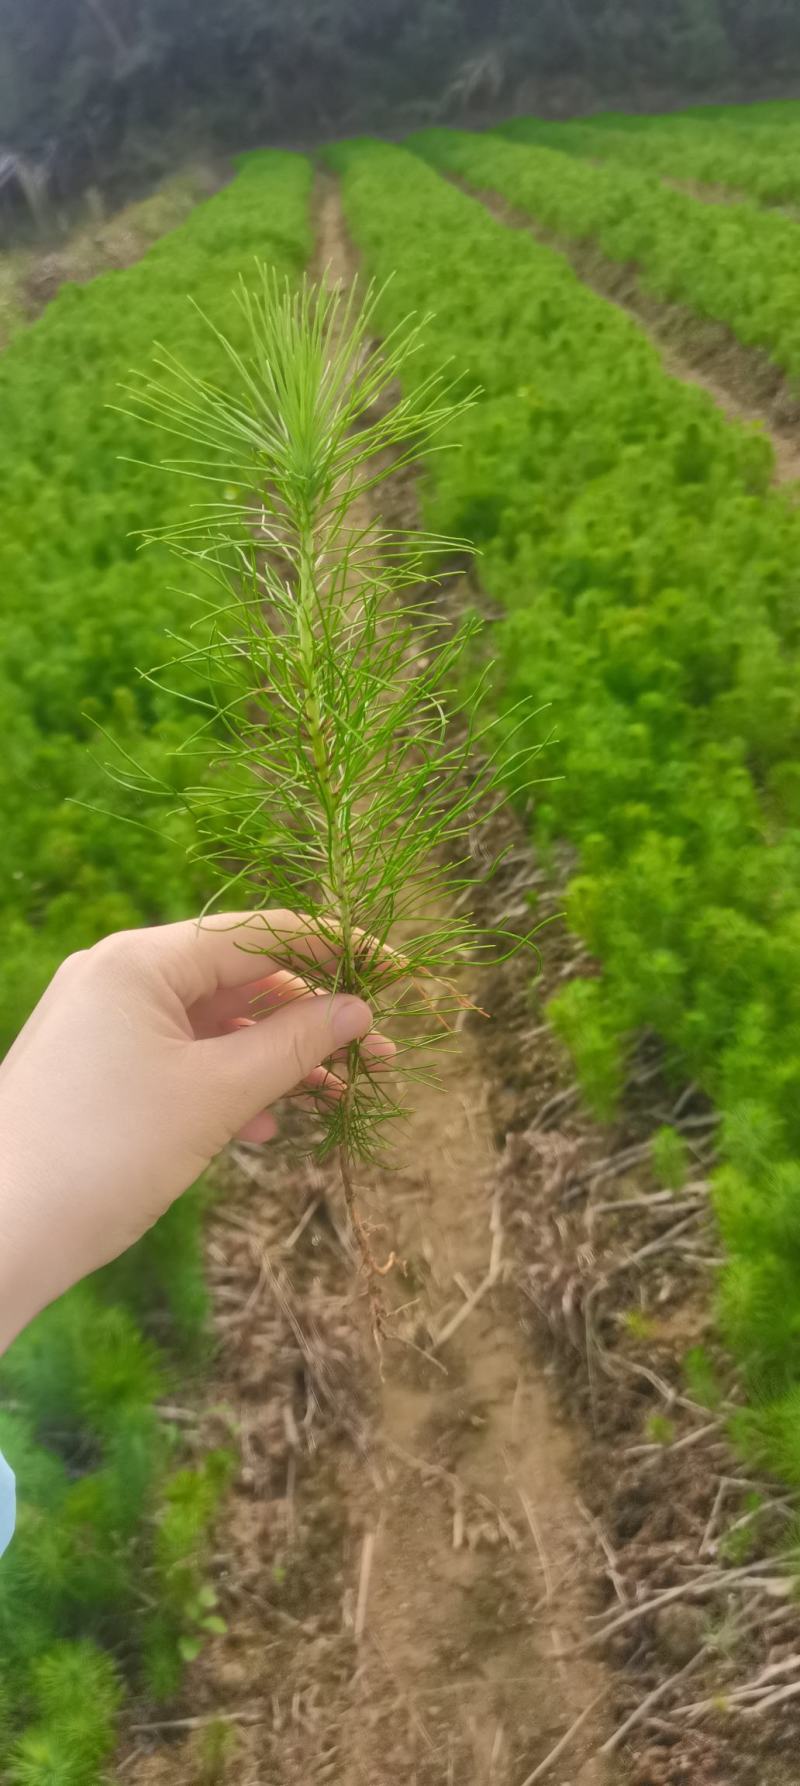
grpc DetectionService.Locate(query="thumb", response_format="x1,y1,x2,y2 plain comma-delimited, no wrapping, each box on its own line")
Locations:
197,991,372,1133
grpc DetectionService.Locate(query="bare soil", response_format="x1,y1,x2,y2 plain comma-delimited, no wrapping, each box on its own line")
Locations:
661,175,800,226
661,175,743,205
116,175,800,1786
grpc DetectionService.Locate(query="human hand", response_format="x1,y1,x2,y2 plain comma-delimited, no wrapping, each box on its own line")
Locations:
0,910,389,1352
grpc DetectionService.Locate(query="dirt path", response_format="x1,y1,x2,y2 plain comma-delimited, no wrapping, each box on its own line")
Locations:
464,185,800,486
311,176,609,1786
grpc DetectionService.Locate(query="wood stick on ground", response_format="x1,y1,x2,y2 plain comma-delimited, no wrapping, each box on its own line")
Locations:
131,1710,264,1733
676,1654,800,1719
531,1084,580,1130
699,1476,729,1556
576,1494,629,1605
599,1650,706,1756
508,1463,567,1681
580,1139,655,1184
515,1484,554,1604
743,1678,800,1717
431,1263,498,1352
582,1558,793,1649
452,1483,465,1551
514,1689,608,1786
368,1631,439,1755
604,1349,708,1416
671,1079,700,1118
588,1192,703,1225
384,1437,522,1549
626,1420,722,1461
354,1527,378,1642
431,1188,503,1352
282,1197,324,1253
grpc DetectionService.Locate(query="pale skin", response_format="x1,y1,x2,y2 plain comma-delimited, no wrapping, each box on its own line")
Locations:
0,910,393,1356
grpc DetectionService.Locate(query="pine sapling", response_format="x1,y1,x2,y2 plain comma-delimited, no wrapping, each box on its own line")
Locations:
117,270,538,1300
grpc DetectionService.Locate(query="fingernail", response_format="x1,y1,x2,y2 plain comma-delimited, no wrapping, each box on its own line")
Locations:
331,995,372,1047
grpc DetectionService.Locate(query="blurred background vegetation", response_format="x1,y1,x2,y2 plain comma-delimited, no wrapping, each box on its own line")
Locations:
3,0,800,222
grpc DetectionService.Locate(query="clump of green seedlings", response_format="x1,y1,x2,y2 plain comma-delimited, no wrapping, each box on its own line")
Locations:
121,270,535,1303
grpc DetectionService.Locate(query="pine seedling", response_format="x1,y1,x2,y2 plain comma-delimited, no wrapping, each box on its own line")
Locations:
119,270,538,1289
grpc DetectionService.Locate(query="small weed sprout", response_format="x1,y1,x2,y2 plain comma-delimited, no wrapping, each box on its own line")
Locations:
119,271,538,1294
195,1716,238,1786
646,1412,677,1447
683,1344,723,1411
621,1307,657,1344
651,1124,689,1193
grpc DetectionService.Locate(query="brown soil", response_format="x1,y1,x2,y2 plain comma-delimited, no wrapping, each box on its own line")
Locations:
467,184,800,486
661,175,743,205
116,174,800,1786
662,174,800,226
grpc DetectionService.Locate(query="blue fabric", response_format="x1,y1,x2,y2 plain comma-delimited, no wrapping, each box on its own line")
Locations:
0,1449,15,1556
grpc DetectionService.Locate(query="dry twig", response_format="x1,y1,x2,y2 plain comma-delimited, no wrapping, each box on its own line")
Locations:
431,1189,504,1351
514,1689,607,1786
600,1650,705,1755
354,1527,378,1642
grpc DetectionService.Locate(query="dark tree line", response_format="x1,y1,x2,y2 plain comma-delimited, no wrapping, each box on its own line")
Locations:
1,0,799,208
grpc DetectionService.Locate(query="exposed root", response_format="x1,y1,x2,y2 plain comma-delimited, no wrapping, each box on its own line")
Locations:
337,1142,398,1348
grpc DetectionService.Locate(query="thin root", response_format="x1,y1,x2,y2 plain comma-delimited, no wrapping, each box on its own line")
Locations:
337,1144,398,1348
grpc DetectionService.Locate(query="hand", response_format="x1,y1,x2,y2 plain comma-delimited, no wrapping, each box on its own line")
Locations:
0,910,390,1352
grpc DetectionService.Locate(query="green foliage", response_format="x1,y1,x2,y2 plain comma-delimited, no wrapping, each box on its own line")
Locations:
431,123,800,384
5,1644,122,1786
646,1413,677,1446
651,1125,689,1192
195,1717,238,1785
548,978,624,1119
0,149,312,1764
518,106,800,211
143,1452,233,1699
0,150,313,1048
730,1390,800,1490
1,1293,163,1439
621,1309,657,1343
332,134,800,1487
684,1345,723,1410
103,1176,213,1350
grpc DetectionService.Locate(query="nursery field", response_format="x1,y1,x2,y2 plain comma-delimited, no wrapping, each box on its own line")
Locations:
4,104,800,1786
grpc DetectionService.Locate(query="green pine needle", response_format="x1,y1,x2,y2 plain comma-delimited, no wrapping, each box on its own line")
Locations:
121,267,541,1253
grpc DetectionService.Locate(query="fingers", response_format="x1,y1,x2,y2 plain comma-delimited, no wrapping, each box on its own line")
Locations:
334,1031,396,1071
189,968,309,1038
192,972,398,1075
197,987,373,1137
234,1040,396,1142
235,1064,340,1142
235,1109,279,1144
153,910,350,1006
